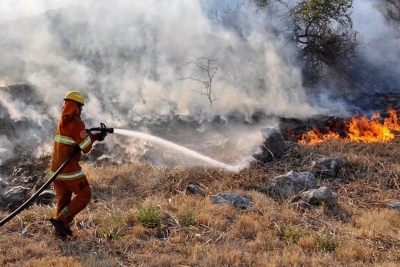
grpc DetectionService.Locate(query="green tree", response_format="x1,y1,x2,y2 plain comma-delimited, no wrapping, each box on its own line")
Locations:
292,0,357,82
252,0,358,84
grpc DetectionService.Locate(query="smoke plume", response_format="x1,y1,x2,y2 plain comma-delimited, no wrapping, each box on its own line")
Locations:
0,0,398,166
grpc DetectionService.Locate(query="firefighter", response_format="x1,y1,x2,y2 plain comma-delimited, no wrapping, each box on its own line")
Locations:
49,91,106,237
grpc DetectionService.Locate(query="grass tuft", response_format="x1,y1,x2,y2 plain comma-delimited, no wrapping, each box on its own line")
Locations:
137,205,164,228
316,232,337,252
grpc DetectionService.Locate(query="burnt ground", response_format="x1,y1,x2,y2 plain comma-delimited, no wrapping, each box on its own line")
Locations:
0,155,50,191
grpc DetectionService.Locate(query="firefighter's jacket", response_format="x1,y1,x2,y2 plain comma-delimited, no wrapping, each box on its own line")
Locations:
50,100,98,180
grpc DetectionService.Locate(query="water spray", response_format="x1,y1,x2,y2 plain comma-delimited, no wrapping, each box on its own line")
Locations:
113,129,247,173
87,123,247,172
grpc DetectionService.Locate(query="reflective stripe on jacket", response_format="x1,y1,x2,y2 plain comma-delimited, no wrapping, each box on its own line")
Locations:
50,100,96,180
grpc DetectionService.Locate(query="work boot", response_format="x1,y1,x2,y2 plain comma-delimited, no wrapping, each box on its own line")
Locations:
49,218,73,237
53,228,68,239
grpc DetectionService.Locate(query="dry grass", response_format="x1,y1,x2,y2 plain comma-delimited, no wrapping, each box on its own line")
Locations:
1,138,400,266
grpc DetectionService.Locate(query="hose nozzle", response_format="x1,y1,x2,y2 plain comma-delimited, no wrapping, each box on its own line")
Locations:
88,123,114,134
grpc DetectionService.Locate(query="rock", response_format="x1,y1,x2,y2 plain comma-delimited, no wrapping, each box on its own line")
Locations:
387,201,400,211
210,192,252,209
270,170,318,199
311,157,347,178
36,189,56,205
254,127,287,163
290,186,337,207
3,186,30,210
186,184,205,197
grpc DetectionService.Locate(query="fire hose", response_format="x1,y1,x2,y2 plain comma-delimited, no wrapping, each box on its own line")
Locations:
0,123,114,228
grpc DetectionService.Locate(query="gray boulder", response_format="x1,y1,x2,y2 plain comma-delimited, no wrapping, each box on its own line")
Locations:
387,201,400,211
186,184,205,197
311,157,347,178
290,186,338,207
270,170,317,199
211,192,252,209
3,186,30,210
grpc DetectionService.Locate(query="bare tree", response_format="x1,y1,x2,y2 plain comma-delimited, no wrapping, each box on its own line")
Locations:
179,57,219,107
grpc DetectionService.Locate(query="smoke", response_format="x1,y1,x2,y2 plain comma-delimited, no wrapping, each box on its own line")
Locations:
353,0,399,61
0,0,398,165
351,0,400,93
0,0,318,120
0,0,312,164
0,135,13,165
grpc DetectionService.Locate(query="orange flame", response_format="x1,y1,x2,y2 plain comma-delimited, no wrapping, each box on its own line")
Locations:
384,108,400,130
299,109,399,145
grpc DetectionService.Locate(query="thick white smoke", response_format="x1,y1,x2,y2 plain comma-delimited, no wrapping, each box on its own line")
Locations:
0,0,316,165
0,0,317,122
353,0,400,79
0,0,397,166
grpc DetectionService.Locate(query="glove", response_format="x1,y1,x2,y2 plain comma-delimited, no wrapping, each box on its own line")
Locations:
98,131,107,141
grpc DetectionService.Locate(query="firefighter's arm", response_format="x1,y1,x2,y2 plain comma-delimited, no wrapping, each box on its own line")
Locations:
72,122,94,154
77,129,94,154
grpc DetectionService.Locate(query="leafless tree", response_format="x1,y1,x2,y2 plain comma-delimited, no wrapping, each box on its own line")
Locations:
179,57,219,107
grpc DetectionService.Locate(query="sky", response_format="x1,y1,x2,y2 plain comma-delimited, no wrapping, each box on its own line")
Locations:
0,0,398,165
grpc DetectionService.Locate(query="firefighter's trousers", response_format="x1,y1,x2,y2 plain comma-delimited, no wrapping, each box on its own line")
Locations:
53,176,91,225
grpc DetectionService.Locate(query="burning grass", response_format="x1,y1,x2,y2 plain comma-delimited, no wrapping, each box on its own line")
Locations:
0,134,400,266
299,108,400,144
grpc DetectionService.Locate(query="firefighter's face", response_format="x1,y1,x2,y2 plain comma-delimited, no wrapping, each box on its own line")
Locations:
75,104,82,116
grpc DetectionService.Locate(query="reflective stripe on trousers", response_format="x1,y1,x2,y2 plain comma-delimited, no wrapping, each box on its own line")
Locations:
50,169,85,180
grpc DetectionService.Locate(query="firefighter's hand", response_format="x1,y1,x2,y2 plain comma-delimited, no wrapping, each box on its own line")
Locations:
98,131,107,141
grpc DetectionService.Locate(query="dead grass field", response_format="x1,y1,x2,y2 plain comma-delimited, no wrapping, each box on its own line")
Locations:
0,137,399,266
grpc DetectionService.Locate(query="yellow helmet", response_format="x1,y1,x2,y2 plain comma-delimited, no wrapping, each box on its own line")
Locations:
64,91,85,106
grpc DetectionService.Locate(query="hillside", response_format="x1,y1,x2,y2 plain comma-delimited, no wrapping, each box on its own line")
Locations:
0,133,399,266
